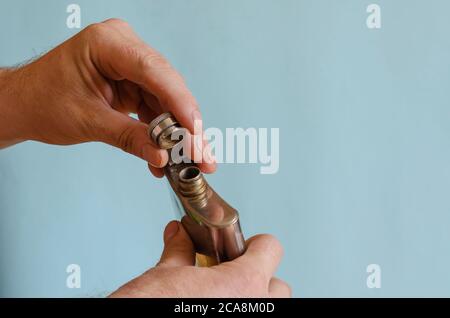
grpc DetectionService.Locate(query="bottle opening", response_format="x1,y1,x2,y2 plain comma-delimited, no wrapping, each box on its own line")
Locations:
179,166,202,182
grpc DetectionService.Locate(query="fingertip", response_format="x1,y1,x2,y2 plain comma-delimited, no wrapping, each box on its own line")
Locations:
148,163,165,178
143,144,168,168
163,220,180,244
158,217,196,267
269,277,292,298
247,234,284,257
158,149,169,167
202,156,217,169
201,144,217,170
199,162,217,174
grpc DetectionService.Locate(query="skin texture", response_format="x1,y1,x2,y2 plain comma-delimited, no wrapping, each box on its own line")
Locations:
0,18,215,176
110,221,291,298
0,19,290,297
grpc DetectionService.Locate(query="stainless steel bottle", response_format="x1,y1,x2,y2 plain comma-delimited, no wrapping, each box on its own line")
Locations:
148,113,246,266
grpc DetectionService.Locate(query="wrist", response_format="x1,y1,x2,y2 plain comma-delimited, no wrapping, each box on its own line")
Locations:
0,67,31,148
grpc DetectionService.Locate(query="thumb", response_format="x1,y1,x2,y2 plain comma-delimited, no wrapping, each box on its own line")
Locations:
97,110,168,168
158,221,196,267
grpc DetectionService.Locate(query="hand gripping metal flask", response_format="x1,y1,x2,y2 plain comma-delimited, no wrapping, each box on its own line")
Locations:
148,113,246,266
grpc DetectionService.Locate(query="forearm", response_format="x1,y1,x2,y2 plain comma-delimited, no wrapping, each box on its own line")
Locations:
0,67,29,148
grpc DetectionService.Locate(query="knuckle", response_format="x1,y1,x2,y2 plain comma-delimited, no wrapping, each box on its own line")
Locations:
103,18,130,28
257,234,284,257
117,124,138,154
121,44,142,62
85,22,111,38
140,51,172,71
119,45,173,78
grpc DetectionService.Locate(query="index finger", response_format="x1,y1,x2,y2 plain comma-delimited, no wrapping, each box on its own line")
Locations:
87,19,216,172
91,20,198,130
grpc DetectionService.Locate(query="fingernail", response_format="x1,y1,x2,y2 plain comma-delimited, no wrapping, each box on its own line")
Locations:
164,221,179,243
191,110,203,134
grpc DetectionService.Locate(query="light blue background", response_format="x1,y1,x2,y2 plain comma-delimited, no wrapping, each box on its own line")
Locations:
1,0,450,297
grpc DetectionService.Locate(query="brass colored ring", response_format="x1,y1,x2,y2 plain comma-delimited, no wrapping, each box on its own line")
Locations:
148,112,179,144
157,126,184,149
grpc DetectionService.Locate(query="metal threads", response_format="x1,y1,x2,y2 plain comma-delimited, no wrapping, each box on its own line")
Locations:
178,166,208,207
148,112,182,149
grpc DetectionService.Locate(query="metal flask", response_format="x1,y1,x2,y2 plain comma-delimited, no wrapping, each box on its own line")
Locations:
148,113,246,266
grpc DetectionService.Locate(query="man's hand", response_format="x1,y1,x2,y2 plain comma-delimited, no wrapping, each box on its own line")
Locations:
110,221,291,298
0,19,215,176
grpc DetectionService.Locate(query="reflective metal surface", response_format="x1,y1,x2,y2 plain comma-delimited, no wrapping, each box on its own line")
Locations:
148,113,246,264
